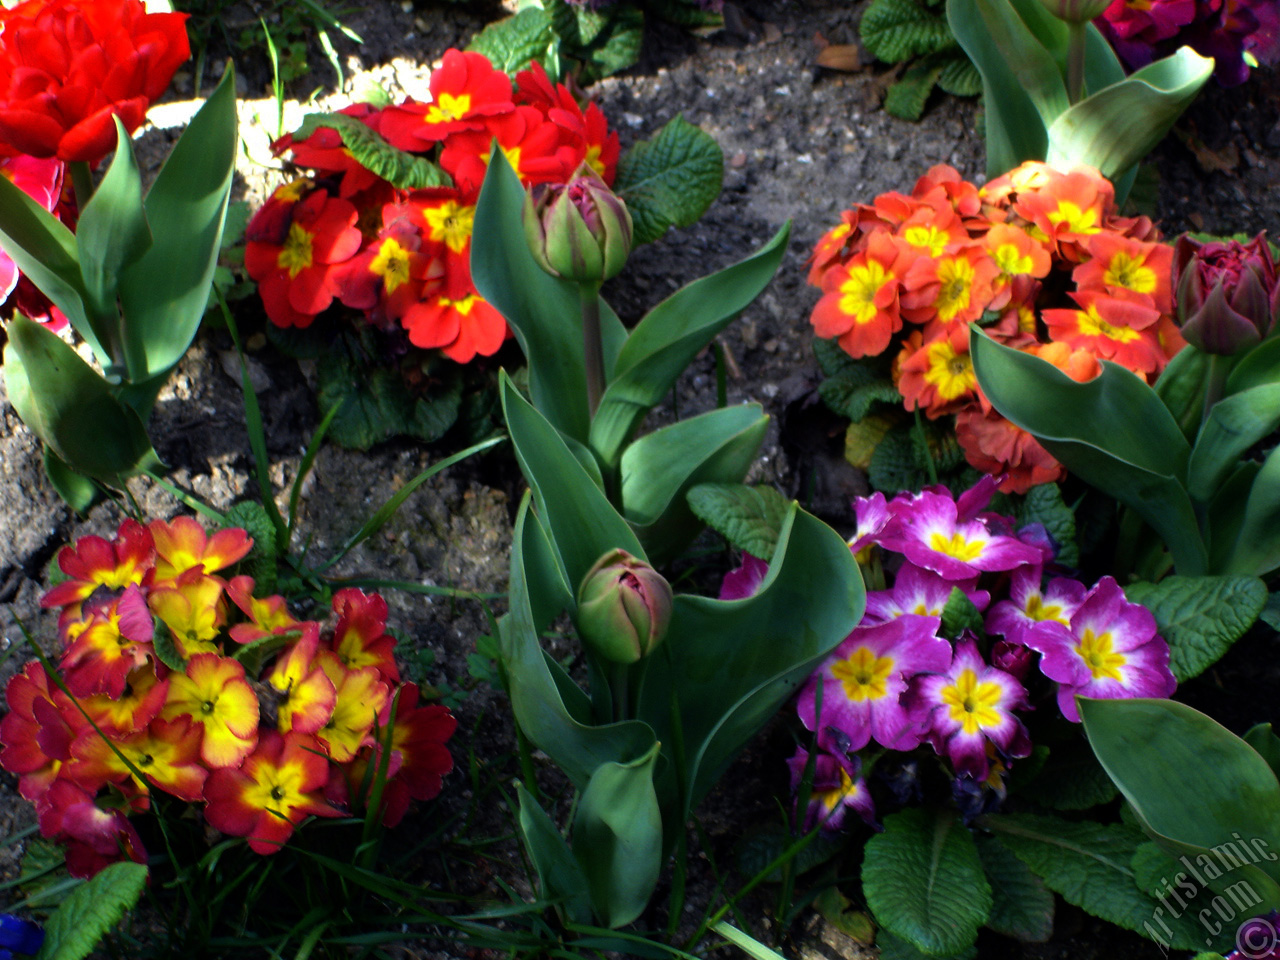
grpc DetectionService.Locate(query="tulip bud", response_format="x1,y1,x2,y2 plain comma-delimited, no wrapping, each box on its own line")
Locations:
1032,0,1109,22
575,549,672,664
523,162,633,284
1173,232,1280,355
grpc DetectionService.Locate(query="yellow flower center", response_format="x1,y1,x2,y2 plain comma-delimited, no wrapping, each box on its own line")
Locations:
838,260,894,325
1024,593,1067,624
278,223,314,279
439,293,479,316
1048,201,1100,236
1103,251,1156,294
425,92,472,124
993,243,1034,276
370,238,412,293
1077,303,1142,343
935,257,975,322
940,668,1004,735
422,201,475,255
817,767,858,815
831,646,895,702
929,531,984,562
1076,628,1127,681
922,338,976,401
903,224,950,257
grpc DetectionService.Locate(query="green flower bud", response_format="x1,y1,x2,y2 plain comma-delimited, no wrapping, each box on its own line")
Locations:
575,549,672,665
523,162,633,284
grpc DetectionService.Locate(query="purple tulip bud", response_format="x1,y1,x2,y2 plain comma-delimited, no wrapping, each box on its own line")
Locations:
523,162,633,284
575,549,672,664
1173,232,1280,355
991,639,1035,682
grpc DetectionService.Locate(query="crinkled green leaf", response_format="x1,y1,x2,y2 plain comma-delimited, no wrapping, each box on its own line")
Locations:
883,57,945,121
288,112,451,189
819,375,903,422
861,0,954,62
315,347,461,450
614,115,724,246
863,807,991,957
36,861,147,960
1123,575,1265,681
151,620,187,672
974,834,1054,943
734,827,846,884
467,7,556,75
686,482,790,558
1016,737,1118,811
940,586,984,640
937,54,982,97
1018,482,1078,569
222,499,279,595
983,812,1204,950
876,930,976,960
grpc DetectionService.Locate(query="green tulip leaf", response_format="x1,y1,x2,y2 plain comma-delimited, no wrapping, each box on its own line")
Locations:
1047,47,1214,182
75,115,152,378
501,372,643,589
571,742,663,928
4,315,161,485
1081,697,1280,899
0,175,96,360
636,501,865,842
588,222,788,468
971,327,1207,575
42,448,101,516
1222,444,1280,577
620,404,768,562
1244,723,1280,782
1155,344,1212,441
1226,337,1280,397
472,151,626,445
498,493,656,788
515,781,593,925
863,808,992,957
1123,575,1265,681
117,64,238,384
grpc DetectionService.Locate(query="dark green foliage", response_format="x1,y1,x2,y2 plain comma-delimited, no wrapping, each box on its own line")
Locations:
858,0,976,120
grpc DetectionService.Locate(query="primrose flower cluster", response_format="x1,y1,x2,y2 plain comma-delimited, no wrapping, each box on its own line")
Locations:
246,48,620,363
1096,0,1280,86
808,161,1186,493
762,478,1176,832
0,518,455,877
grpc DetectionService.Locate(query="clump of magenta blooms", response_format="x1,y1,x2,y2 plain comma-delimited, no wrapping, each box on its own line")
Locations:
718,476,1177,831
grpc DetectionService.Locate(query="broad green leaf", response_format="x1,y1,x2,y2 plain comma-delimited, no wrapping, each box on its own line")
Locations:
1046,47,1215,182
4,316,161,484
1080,698,1280,900
36,861,147,960
288,113,451,189
620,405,768,562
971,328,1207,575
974,834,1054,943
876,931,976,960
1018,482,1078,568
883,57,945,121
572,742,662,927
75,116,152,379
1155,343,1211,440
1123,575,1265,681
1206,461,1260,573
686,482,790,558
515,781,593,925
1224,444,1280,576
0,174,96,359
860,0,954,62
588,223,788,467
42,449,100,515
152,621,187,672
315,347,461,450
1015,736,1118,811
1129,843,1236,955
566,3,644,80
636,502,865,845
1245,723,1280,782
117,65,237,383
472,151,625,444
1226,336,1280,397
862,808,991,956
983,811,1205,949
467,7,556,75
613,115,724,246
501,373,643,590
498,493,655,788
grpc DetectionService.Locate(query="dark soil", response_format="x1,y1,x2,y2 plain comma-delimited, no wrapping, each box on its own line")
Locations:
2,0,1279,957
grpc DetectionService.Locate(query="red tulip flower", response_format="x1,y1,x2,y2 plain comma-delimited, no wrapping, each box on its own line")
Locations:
0,0,190,164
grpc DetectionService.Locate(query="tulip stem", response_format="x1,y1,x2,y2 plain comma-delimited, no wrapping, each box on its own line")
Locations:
580,282,605,419
1066,22,1087,103
610,662,630,722
1201,353,1230,428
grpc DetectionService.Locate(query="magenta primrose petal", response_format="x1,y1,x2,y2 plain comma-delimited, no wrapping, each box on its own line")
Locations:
880,488,1044,580
786,746,877,833
909,637,1031,780
797,615,951,752
848,492,892,554
1024,577,1176,722
864,562,989,624
718,553,769,601
985,566,1087,645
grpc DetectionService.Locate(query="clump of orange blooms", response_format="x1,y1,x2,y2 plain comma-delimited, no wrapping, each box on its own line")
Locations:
807,161,1185,493
1,516,455,876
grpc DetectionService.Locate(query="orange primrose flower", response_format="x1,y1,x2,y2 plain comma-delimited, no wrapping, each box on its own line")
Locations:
900,243,1000,335
315,651,390,763
148,570,227,658
161,653,259,768
41,519,154,609
896,325,979,418
226,575,300,645
811,231,908,359
1073,232,1173,314
330,588,400,684
149,516,252,585
955,406,1065,495
59,585,155,699
70,715,208,803
267,626,337,736
1012,166,1115,262
401,288,509,364
77,664,170,740
1042,290,1165,375
203,731,341,855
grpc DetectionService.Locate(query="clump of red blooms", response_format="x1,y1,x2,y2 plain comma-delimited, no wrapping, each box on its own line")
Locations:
245,48,620,364
1096,0,1279,86
808,161,1186,494
0,517,456,877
